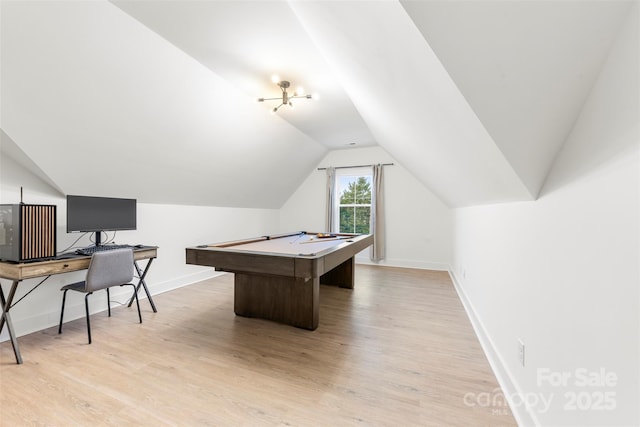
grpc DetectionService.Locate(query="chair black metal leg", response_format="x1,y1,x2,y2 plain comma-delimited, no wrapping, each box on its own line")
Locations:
85,293,92,344
59,289,69,334
106,287,111,317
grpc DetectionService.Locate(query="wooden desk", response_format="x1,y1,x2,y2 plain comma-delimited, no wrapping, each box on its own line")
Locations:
0,246,157,364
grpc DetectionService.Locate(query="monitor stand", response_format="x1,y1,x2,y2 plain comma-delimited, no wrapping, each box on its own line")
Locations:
94,231,103,247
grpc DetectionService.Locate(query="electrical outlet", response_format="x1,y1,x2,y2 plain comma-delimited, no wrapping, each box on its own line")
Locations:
518,339,525,367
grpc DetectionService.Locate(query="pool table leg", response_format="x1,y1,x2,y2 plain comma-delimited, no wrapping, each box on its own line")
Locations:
320,257,354,289
234,273,319,330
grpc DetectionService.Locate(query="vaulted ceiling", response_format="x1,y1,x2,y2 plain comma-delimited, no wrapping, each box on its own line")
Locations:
0,0,633,208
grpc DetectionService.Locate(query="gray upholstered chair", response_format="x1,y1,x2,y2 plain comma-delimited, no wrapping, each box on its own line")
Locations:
58,248,142,343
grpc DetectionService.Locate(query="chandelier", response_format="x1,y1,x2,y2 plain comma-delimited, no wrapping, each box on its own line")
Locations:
257,76,315,113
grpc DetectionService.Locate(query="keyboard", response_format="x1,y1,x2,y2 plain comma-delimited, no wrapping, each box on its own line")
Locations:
76,244,133,256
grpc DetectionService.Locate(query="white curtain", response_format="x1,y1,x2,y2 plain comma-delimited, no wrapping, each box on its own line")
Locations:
325,167,336,232
370,163,385,261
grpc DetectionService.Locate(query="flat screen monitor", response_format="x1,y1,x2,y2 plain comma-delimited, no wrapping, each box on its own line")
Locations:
67,195,136,245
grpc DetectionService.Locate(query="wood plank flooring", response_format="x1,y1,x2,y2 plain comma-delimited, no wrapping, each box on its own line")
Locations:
0,265,515,426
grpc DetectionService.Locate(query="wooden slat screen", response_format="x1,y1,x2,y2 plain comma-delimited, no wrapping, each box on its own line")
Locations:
20,204,56,260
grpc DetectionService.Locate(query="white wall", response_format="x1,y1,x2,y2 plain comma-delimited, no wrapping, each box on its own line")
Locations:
0,152,279,341
451,7,639,426
279,146,452,270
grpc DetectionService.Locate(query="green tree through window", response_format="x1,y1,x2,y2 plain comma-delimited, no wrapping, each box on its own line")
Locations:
338,175,371,234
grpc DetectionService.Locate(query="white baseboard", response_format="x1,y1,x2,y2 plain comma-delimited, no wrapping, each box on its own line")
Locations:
356,256,449,271
449,269,538,427
145,269,223,297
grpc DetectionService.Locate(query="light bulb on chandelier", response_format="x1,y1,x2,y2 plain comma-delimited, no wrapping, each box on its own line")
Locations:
257,78,316,112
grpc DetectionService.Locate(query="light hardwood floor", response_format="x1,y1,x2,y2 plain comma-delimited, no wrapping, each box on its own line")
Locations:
0,265,516,426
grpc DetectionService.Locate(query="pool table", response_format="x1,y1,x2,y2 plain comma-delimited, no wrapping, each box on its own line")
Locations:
185,231,373,330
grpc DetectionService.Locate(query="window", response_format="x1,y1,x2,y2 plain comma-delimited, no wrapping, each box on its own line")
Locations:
334,170,372,234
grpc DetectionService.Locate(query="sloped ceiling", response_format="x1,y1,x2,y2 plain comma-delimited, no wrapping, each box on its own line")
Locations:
0,0,633,208
401,0,632,198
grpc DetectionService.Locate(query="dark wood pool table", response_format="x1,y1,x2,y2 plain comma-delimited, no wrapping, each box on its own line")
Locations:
185,231,373,330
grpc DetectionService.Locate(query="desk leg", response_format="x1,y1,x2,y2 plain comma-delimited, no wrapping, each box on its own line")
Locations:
128,259,157,312
0,281,23,364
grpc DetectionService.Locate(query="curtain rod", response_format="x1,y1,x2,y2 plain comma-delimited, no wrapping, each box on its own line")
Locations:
317,163,393,171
